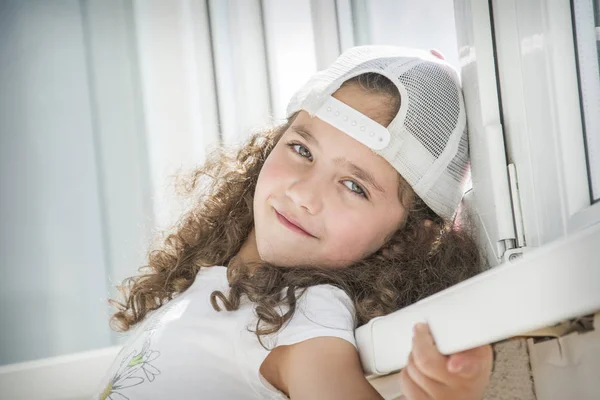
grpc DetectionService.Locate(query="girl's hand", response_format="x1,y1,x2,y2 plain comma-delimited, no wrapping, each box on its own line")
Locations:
398,323,493,400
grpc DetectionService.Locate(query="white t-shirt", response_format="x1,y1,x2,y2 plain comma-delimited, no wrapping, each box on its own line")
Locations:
94,266,357,399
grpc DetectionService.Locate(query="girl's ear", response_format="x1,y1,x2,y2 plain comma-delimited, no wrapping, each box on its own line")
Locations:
424,219,444,232
423,219,442,241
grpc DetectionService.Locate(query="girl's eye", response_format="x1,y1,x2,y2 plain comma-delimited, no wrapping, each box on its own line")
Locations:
342,180,368,199
289,143,313,161
287,142,367,199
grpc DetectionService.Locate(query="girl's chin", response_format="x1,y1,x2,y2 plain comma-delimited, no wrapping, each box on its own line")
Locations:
258,253,305,267
257,248,315,267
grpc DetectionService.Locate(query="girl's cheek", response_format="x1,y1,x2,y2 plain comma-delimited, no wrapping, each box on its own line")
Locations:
258,156,288,193
326,214,369,261
264,150,293,179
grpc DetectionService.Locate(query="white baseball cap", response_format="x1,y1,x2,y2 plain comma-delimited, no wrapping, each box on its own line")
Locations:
286,45,469,221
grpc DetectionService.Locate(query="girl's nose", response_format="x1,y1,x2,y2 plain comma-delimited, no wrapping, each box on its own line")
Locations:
285,176,324,215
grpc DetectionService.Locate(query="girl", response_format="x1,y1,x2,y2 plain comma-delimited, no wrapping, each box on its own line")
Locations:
97,46,493,400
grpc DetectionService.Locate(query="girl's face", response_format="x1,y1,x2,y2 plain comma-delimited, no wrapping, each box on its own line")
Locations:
252,85,408,268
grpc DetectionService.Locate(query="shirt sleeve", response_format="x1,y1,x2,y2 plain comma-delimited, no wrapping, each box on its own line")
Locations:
273,284,358,349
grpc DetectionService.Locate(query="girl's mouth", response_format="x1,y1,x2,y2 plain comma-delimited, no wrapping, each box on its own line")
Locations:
274,209,315,238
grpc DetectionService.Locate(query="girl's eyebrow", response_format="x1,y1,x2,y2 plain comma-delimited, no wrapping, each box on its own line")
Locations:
334,157,385,193
291,125,320,150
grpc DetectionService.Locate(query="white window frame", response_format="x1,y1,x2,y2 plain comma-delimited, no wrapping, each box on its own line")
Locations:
572,0,600,203
493,0,600,246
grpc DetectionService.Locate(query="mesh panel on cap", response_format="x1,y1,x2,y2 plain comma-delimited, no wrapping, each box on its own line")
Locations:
399,63,461,158
424,126,470,219
446,126,469,183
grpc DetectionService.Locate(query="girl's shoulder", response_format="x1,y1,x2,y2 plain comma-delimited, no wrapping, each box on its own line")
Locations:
295,284,355,316
274,284,357,349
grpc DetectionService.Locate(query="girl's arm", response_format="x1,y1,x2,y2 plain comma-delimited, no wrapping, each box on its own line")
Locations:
265,336,385,400
264,324,493,400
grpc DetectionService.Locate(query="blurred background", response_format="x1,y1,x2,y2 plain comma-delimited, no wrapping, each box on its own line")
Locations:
0,0,462,366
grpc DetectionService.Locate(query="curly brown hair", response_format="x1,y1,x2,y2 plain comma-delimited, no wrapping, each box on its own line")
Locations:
109,73,484,350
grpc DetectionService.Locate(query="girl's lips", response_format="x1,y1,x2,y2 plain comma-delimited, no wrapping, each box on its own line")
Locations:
275,210,314,238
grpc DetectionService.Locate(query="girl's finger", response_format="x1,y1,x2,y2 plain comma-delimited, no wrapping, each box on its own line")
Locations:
447,344,494,378
399,367,433,400
406,352,447,399
411,324,454,384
